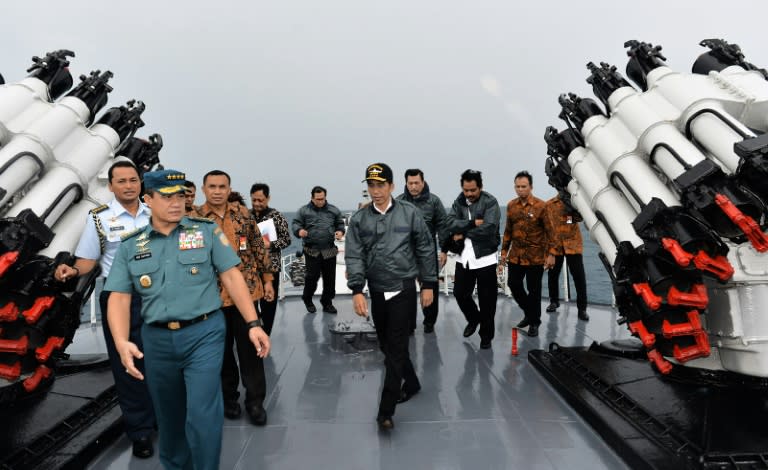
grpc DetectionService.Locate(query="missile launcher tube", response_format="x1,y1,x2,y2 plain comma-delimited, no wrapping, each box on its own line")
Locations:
0,97,91,207
568,146,645,248
0,51,160,404
7,122,121,224
548,38,768,378
580,114,681,208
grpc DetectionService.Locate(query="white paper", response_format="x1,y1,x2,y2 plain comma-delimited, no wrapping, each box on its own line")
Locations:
257,219,277,242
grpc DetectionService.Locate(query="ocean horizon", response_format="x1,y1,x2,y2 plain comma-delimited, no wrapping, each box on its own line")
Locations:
280,209,614,306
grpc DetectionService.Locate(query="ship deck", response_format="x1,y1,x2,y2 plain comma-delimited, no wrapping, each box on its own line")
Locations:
81,292,629,470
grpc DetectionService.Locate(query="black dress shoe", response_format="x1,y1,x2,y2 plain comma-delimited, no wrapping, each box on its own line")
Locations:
224,401,242,419
304,302,317,313
322,304,337,314
578,309,590,321
463,323,478,337
132,436,154,459
480,339,492,349
396,386,421,404
246,404,267,426
516,318,530,328
423,323,434,334
377,416,394,430
546,301,559,313
527,325,539,337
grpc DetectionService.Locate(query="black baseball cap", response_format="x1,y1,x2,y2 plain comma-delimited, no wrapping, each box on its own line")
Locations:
363,163,393,183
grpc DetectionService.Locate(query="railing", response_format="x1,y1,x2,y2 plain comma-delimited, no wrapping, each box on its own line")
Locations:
279,251,577,302
279,253,297,300
80,252,590,326
439,254,572,301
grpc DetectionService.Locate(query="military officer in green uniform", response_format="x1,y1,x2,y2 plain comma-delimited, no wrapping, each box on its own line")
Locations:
105,169,271,470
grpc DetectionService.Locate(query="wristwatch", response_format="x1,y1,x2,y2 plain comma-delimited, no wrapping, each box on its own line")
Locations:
247,319,264,329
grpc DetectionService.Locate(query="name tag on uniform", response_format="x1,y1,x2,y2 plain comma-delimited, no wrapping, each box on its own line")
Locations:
239,236,247,251
179,230,205,250
107,222,127,242
134,252,152,260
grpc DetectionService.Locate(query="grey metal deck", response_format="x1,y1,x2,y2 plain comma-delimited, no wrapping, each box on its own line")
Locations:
86,294,630,470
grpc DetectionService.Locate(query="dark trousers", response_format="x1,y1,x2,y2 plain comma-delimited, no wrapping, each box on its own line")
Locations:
371,289,420,419
507,263,544,326
302,254,336,306
411,254,439,330
547,254,588,310
409,289,439,331
453,263,498,342
258,276,279,335
142,311,225,470
421,292,438,326
221,303,266,408
100,290,156,441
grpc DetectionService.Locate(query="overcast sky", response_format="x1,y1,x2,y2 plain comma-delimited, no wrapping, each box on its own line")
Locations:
3,0,767,210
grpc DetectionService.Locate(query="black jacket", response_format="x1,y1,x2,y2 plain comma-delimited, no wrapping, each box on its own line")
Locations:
446,190,501,259
345,199,438,294
395,182,451,245
291,202,345,249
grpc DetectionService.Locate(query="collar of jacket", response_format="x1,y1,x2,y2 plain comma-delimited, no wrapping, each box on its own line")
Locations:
307,201,329,211
454,190,484,207
252,206,274,219
400,182,431,203
368,198,397,214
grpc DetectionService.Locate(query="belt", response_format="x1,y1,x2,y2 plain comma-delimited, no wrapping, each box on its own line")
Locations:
149,310,218,330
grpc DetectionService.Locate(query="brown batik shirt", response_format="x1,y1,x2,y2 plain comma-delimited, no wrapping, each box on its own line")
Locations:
545,196,583,256
500,195,552,266
252,207,292,273
191,202,274,307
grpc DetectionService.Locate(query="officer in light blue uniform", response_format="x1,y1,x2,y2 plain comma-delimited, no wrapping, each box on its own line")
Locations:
105,169,271,470
54,160,156,458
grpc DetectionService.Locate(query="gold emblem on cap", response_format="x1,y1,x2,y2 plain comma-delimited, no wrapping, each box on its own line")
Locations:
139,275,152,288
365,164,387,182
191,266,199,275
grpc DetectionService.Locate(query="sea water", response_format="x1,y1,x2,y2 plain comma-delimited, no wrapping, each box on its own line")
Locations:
282,210,614,305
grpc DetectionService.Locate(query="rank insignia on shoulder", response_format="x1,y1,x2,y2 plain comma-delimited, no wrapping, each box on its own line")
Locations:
121,227,145,241
187,216,214,224
90,204,109,214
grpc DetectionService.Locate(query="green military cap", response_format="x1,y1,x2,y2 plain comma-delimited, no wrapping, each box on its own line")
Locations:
144,169,187,195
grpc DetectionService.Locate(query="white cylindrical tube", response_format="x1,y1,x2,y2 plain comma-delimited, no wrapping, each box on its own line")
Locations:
0,97,91,206
568,146,644,250
40,173,113,258
8,124,119,225
582,115,680,208
0,77,51,144
684,103,754,173
569,180,621,266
